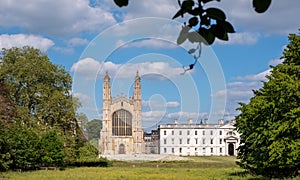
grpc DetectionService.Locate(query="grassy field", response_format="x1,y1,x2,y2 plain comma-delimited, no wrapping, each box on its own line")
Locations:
1,156,299,179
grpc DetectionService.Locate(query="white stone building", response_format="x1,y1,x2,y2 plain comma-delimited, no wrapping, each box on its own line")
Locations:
159,119,240,156
99,71,144,155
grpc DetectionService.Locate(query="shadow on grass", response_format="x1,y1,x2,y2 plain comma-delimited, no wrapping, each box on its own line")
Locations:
228,171,269,180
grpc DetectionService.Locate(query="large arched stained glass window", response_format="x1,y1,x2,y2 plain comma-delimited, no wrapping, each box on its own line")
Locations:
112,109,132,136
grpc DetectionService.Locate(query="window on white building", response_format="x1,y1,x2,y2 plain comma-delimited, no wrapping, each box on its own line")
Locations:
219,139,222,144
227,131,236,136
195,138,198,144
179,131,182,135
210,139,213,144
203,130,205,135
187,138,190,144
164,148,167,153
211,148,213,153
164,139,167,144
172,138,174,144
187,130,190,135
220,148,222,153
202,138,205,144
195,148,197,151
195,130,197,135
210,130,213,135
172,130,174,135
219,130,222,135
179,148,182,153
164,130,166,135
202,148,205,153
172,148,174,153
179,139,182,144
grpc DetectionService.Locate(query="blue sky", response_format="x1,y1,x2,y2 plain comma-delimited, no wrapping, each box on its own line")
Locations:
0,0,299,130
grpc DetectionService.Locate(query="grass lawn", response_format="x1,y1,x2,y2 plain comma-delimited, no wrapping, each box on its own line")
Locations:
2,156,299,179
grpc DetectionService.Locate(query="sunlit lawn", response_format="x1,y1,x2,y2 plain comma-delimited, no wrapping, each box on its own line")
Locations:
2,156,300,180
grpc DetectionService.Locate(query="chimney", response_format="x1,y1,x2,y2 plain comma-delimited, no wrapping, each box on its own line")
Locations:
188,118,193,124
205,118,209,124
174,119,178,124
218,119,224,125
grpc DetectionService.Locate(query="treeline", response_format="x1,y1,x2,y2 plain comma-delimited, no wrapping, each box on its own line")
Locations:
0,46,105,171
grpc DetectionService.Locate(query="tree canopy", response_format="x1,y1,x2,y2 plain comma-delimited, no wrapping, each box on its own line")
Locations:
235,32,300,178
0,46,99,171
86,119,102,140
0,46,76,132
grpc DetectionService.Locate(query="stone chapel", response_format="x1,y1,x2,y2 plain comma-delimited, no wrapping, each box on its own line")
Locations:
99,71,145,155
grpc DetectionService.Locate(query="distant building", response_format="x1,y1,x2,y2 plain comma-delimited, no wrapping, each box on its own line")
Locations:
159,118,240,156
144,130,159,154
99,71,144,155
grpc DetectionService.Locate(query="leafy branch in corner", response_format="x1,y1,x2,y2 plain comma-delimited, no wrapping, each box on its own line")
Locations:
113,0,272,74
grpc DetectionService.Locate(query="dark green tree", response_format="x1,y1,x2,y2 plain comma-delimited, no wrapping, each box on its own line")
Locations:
86,119,102,140
0,81,16,125
0,46,87,168
40,130,64,166
76,112,89,131
6,124,41,170
235,32,300,178
0,122,11,171
78,142,98,160
0,46,76,133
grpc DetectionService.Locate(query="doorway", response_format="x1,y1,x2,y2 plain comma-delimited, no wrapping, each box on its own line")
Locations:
119,144,125,154
228,143,234,156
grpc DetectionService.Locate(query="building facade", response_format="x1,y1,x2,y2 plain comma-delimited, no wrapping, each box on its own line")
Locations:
144,130,159,154
99,71,144,155
159,119,240,156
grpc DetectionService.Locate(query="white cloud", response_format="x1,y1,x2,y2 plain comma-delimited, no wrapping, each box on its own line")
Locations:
268,59,283,66
212,67,274,120
166,111,208,120
71,58,184,80
142,110,166,122
52,46,74,54
121,0,178,20
213,69,270,104
209,0,300,35
105,0,298,38
166,101,180,108
0,0,116,36
72,92,91,103
0,34,54,51
71,57,101,79
216,32,259,45
123,39,177,49
142,100,180,108
68,37,89,47
235,69,271,81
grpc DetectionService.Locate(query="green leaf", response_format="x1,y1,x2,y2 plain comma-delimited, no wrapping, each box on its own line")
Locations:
182,0,194,11
188,7,201,16
114,0,129,7
172,9,185,19
206,8,226,21
172,9,184,19
202,0,214,3
177,26,189,45
188,17,199,27
200,15,211,26
217,20,235,33
188,31,201,43
210,24,228,41
199,28,215,45
188,48,196,54
253,0,272,13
